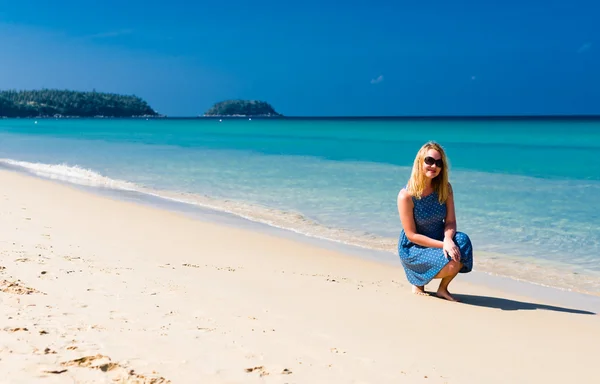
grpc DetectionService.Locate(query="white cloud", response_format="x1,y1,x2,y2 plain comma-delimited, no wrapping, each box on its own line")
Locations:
577,42,592,53
370,75,384,84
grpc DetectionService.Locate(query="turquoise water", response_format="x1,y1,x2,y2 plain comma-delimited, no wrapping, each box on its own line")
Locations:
1,118,599,294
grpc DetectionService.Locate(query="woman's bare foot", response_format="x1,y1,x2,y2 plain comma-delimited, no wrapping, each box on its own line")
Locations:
436,288,460,302
412,285,429,296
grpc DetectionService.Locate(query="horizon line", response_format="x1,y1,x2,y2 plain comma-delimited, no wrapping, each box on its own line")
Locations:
174,114,600,119
4,114,600,120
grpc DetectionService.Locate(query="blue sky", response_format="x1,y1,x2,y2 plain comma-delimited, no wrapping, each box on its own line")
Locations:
0,0,598,116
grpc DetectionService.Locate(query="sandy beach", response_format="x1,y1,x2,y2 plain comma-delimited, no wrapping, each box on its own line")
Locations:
0,168,598,384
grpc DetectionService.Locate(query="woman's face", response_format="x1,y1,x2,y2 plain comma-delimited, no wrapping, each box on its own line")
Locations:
422,148,443,179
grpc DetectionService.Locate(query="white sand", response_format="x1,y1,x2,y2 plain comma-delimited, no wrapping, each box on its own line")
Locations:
0,169,598,384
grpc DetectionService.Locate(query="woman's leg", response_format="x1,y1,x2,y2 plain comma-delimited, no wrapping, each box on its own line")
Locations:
434,260,463,301
411,285,429,296
432,232,473,301
411,259,462,297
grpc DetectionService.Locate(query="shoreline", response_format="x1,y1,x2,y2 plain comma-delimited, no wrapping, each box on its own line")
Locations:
3,159,600,301
80,182,600,314
1,168,599,383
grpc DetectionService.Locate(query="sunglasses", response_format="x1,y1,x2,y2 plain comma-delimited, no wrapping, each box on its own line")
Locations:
424,156,444,168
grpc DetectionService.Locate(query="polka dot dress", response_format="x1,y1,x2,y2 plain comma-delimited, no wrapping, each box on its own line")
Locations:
398,191,473,286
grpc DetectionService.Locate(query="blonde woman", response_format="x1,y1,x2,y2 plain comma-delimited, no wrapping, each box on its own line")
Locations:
397,141,473,301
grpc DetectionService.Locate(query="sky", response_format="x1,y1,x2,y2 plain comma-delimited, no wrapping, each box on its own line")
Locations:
0,0,598,116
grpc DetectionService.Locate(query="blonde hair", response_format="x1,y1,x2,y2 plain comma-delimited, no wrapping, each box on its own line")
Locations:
406,141,450,203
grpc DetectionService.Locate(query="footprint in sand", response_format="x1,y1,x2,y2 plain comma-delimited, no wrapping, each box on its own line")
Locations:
183,263,238,272
0,279,43,295
245,366,292,377
125,371,171,383
61,354,119,372
245,366,269,377
44,348,57,355
43,369,68,375
60,354,170,383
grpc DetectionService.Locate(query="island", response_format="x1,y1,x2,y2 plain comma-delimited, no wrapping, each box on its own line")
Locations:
0,89,159,118
203,100,282,117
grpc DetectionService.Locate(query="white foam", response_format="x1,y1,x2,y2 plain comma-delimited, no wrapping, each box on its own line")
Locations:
0,158,139,191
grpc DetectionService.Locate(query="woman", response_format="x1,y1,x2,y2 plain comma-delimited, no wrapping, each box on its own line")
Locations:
397,141,473,302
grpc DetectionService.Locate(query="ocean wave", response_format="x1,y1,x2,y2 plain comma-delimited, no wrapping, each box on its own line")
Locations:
0,158,139,191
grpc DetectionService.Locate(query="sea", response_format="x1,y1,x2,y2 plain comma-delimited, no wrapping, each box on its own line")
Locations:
1,117,599,295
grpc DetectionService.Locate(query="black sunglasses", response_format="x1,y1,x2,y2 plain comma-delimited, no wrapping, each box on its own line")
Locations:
424,156,443,167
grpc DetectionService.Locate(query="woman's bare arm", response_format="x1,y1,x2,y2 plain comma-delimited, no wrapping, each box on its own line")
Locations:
443,183,461,261
444,183,457,240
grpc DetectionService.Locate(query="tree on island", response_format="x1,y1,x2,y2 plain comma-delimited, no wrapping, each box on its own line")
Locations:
0,89,159,118
203,100,281,117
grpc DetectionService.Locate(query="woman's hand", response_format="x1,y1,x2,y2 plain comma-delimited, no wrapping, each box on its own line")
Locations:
443,237,461,262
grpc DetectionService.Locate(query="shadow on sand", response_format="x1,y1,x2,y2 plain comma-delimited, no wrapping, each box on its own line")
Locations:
452,294,596,315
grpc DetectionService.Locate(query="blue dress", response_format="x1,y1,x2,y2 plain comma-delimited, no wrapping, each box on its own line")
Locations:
398,190,473,286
